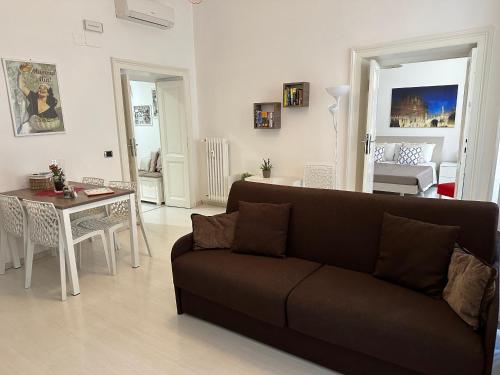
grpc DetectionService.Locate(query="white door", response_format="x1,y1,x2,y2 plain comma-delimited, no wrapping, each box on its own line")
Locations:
121,74,140,184
157,79,192,208
455,48,477,199
362,60,381,193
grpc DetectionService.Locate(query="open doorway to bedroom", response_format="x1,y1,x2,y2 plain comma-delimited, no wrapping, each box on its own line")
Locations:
369,57,470,199
111,59,195,213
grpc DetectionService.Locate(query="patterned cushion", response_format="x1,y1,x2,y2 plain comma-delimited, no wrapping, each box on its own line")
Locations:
397,145,424,166
374,145,385,163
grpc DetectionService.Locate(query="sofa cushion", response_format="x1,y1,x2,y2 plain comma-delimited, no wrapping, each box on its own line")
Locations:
374,213,459,297
172,250,321,327
232,201,291,258
287,265,483,375
192,212,238,250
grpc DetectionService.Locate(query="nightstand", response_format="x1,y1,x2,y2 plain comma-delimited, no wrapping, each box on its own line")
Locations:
439,162,457,184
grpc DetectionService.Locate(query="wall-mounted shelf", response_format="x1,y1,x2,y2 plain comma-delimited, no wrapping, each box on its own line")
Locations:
254,102,281,129
283,82,310,107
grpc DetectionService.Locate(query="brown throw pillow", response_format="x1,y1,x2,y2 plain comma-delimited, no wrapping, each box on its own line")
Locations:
374,213,459,297
232,201,291,258
443,245,497,329
192,212,239,250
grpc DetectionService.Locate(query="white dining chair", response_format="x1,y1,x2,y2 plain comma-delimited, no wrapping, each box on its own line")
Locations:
303,164,335,189
24,200,111,301
71,177,107,224
0,195,24,274
81,177,105,186
77,181,152,275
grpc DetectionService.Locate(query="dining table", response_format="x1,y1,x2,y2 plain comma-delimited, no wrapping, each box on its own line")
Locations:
0,181,140,296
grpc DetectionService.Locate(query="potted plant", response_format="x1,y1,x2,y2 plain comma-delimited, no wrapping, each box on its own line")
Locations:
260,158,272,178
240,172,253,181
49,162,65,192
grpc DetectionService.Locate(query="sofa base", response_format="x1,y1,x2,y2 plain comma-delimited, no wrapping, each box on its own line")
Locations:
178,289,419,375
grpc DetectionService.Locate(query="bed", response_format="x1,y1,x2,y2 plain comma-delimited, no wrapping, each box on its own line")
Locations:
373,136,443,196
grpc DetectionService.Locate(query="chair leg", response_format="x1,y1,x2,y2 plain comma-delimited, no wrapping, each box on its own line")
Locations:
0,238,6,275
100,233,111,275
76,242,82,269
107,231,117,276
114,236,121,252
25,240,35,289
59,242,67,301
139,220,153,257
6,235,21,269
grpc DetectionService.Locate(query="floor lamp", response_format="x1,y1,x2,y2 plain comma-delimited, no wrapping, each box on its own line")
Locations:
326,85,350,189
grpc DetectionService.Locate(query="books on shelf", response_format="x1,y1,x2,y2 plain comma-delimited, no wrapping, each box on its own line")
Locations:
255,110,275,128
84,187,115,197
283,86,304,107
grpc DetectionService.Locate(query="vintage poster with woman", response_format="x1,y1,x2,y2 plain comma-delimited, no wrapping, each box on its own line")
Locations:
2,59,65,136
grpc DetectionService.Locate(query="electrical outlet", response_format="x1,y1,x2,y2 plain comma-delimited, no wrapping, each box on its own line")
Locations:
104,151,113,158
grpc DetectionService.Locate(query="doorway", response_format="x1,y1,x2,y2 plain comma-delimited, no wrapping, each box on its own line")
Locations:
364,57,471,199
111,58,195,210
346,29,493,202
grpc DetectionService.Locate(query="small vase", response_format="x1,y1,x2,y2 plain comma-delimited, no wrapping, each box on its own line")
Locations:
262,170,271,178
53,176,65,192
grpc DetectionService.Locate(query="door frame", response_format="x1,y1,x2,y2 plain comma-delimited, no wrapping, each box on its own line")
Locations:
110,57,196,207
346,27,494,200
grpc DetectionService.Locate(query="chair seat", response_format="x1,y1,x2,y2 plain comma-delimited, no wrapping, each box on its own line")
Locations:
437,182,455,197
173,250,321,327
78,215,128,231
71,223,104,240
287,265,483,375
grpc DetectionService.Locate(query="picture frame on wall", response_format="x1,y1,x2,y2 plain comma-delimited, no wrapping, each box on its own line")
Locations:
390,85,458,129
2,59,65,136
134,105,152,126
152,89,158,117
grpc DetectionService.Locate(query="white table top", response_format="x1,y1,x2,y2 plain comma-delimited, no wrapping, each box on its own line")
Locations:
245,175,302,187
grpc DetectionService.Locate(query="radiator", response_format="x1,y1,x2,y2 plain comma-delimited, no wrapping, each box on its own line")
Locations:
205,138,230,204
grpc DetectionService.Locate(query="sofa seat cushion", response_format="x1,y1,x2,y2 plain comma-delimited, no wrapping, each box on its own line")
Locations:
139,171,162,178
172,250,321,327
287,265,483,375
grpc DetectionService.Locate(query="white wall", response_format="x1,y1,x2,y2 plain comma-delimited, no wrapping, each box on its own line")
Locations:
0,0,198,193
376,58,468,162
130,81,161,164
193,0,500,201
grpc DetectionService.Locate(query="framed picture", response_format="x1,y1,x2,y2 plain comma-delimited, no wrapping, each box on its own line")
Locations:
390,85,458,128
152,89,158,117
2,59,65,136
134,105,152,126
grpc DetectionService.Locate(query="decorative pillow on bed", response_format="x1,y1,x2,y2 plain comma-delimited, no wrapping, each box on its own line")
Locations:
374,145,385,163
397,145,424,165
376,143,397,161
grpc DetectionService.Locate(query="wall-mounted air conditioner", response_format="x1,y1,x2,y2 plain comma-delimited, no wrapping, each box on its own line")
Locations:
115,0,175,29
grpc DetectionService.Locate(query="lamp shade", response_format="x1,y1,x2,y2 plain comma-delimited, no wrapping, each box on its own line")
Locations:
325,85,350,98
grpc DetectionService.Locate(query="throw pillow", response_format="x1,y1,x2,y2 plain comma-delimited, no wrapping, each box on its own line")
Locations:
397,145,424,165
192,211,239,250
374,213,459,297
232,201,291,258
374,145,385,163
149,151,160,172
443,245,497,329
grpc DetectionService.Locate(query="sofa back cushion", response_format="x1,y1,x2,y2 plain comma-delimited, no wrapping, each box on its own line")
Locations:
226,181,499,273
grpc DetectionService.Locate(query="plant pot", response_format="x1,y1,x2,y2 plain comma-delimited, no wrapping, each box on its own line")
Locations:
53,176,65,192
262,170,271,178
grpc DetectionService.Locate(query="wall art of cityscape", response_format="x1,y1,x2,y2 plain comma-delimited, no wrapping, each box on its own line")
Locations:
390,85,458,128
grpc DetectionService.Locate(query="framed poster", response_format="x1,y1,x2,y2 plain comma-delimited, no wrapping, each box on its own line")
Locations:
2,59,65,136
390,85,458,128
134,105,152,126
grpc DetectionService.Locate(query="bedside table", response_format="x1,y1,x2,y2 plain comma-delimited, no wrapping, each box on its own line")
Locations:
439,162,457,184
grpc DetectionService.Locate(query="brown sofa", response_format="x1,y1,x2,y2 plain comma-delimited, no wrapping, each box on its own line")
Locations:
171,181,499,375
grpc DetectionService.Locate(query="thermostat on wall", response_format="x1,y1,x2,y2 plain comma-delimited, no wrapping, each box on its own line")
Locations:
83,19,104,33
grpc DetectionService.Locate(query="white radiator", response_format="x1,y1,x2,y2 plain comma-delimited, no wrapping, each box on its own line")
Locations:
205,138,230,204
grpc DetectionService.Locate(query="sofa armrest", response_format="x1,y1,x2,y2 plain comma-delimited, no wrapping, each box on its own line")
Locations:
482,259,499,375
171,233,194,262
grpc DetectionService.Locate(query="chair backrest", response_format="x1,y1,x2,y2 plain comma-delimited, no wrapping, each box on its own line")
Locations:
24,200,60,248
303,164,335,189
82,177,105,186
0,194,25,238
108,181,138,217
